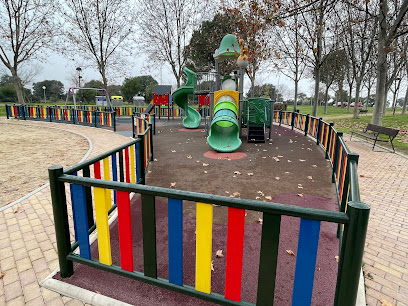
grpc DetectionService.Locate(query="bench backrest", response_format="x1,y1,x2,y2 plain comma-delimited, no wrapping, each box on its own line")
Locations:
366,124,399,138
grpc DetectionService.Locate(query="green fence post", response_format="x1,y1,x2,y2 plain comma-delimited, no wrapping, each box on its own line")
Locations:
332,131,343,183
291,111,295,130
48,166,73,278
149,123,154,161
138,134,146,184
94,111,97,128
316,118,322,146
22,105,26,120
113,111,116,132
131,115,135,138
304,114,310,136
48,107,52,122
5,105,9,119
334,201,370,306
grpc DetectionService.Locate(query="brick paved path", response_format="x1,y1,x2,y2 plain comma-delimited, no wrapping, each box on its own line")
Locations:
345,139,408,306
0,118,131,305
1,117,407,305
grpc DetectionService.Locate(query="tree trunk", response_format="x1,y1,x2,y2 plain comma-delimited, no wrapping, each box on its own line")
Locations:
294,78,298,112
402,85,408,115
347,82,353,113
324,86,329,114
353,80,361,119
372,0,388,126
366,85,371,110
313,70,319,117
10,68,25,104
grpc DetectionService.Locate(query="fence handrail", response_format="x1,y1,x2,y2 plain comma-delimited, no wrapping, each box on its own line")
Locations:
59,174,349,224
64,138,140,175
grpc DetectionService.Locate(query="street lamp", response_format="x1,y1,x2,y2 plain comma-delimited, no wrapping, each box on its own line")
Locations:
42,86,46,103
76,67,82,88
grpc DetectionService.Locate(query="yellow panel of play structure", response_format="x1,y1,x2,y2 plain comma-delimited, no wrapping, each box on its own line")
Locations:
214,90,239,108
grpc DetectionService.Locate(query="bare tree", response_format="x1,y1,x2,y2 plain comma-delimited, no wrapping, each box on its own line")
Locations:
372,0,408,125
61,0,136,89
137,0,205,87
270,8,308,111
0,0,58,103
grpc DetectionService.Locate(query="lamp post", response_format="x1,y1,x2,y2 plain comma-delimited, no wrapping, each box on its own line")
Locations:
76,67,82,88
42,86,46,103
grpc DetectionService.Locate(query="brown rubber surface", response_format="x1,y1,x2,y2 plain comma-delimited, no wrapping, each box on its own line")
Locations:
55,119,340,305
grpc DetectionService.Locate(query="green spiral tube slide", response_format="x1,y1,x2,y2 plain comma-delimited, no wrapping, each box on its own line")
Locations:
207,100,242,153
172,68,201,129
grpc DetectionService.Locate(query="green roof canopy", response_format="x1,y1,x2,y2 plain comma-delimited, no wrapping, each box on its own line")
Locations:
213,34,240,62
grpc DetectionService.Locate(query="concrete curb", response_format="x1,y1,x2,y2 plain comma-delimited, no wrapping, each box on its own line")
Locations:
357,268,367,306
0,121,93,212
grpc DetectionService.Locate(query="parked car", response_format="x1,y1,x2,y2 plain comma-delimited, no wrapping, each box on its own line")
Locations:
350,102,363,107
333,102,348,107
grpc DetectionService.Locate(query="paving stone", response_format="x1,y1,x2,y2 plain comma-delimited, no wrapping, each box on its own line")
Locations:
6,295,25,306
32,258,48,273
4,281,22,302
2,267,19,286
23,282,41,303
26,296,46,306
15,257,32,273
19,268,37,287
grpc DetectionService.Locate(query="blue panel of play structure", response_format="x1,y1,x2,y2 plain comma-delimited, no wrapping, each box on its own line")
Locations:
70,178,91,260
292,218,321,305
111,153,117,204
168,198,183,286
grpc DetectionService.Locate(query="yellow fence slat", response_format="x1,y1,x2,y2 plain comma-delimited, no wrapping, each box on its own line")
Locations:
94,187,112,265
195,202,213,294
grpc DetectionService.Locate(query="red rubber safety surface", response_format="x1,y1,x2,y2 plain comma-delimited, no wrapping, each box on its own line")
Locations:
203,151,247,160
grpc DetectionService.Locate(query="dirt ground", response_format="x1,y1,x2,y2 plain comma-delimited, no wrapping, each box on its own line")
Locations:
0,122,89,207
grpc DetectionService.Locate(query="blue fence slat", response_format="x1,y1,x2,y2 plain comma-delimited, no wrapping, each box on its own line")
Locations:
70,181,91,260
292,218,321,305
111,153,117,204
168,198,183,286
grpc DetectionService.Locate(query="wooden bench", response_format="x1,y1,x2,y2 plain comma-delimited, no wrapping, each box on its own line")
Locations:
350,123,399,152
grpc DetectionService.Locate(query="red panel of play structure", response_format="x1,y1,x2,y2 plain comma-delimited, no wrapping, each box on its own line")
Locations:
198,95,210,106
153,94,169,105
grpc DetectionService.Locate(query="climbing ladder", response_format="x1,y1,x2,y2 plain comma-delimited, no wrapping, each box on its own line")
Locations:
247,105,266,143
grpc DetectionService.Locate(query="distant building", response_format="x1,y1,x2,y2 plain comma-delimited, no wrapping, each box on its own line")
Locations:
152,85,172,105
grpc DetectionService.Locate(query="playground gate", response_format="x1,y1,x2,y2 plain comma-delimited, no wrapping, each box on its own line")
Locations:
49,111,369,305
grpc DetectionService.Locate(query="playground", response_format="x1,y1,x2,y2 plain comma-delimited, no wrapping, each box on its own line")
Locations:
51,119,341,305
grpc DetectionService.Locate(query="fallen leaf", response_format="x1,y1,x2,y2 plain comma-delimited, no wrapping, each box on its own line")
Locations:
299,159,306,162
171,150,176,153
0,272,5,279
335,256,339,263
307,176,313,180
211,261,215,271
229,195,235,198
360,174,365,178
307,148,313,151
170,182,176,188
262,156,267,159
275,177,280,180
380,299,393,306
285,171,290,174
278,155,283,158
289,139,293,143
257,191,263,194
257,218,263,224
273,157,280,162
255,196,261,200
14,207,24,214
154,159,158,161
287,160,292,163
265,196,272,200
233,192,240,196
234,171,242,175
247,173,254,176
203,163,209,167
204,171,208,174
187,155,192,159
286,250,295,256
298,193,304,197
196,160,200,163
298,186,304,189
216,250,224,258
263,149,267,152
225,191,230,194
312,165,317,168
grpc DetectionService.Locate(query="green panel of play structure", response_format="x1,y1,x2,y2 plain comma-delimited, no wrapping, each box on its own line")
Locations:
243,98,272,126
172,68,201,129
213,101,238,116
214,34,240,62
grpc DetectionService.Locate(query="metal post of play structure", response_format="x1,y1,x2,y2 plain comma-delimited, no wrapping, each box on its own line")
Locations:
215,59,220,91
269,100,275,141
238,66,244,138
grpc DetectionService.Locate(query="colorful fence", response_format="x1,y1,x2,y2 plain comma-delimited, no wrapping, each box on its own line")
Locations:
49,109,369,305
132,113,154,172
5,104,116,130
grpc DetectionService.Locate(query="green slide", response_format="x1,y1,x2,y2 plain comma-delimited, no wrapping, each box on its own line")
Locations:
207,101,242,153
172,67,201,129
